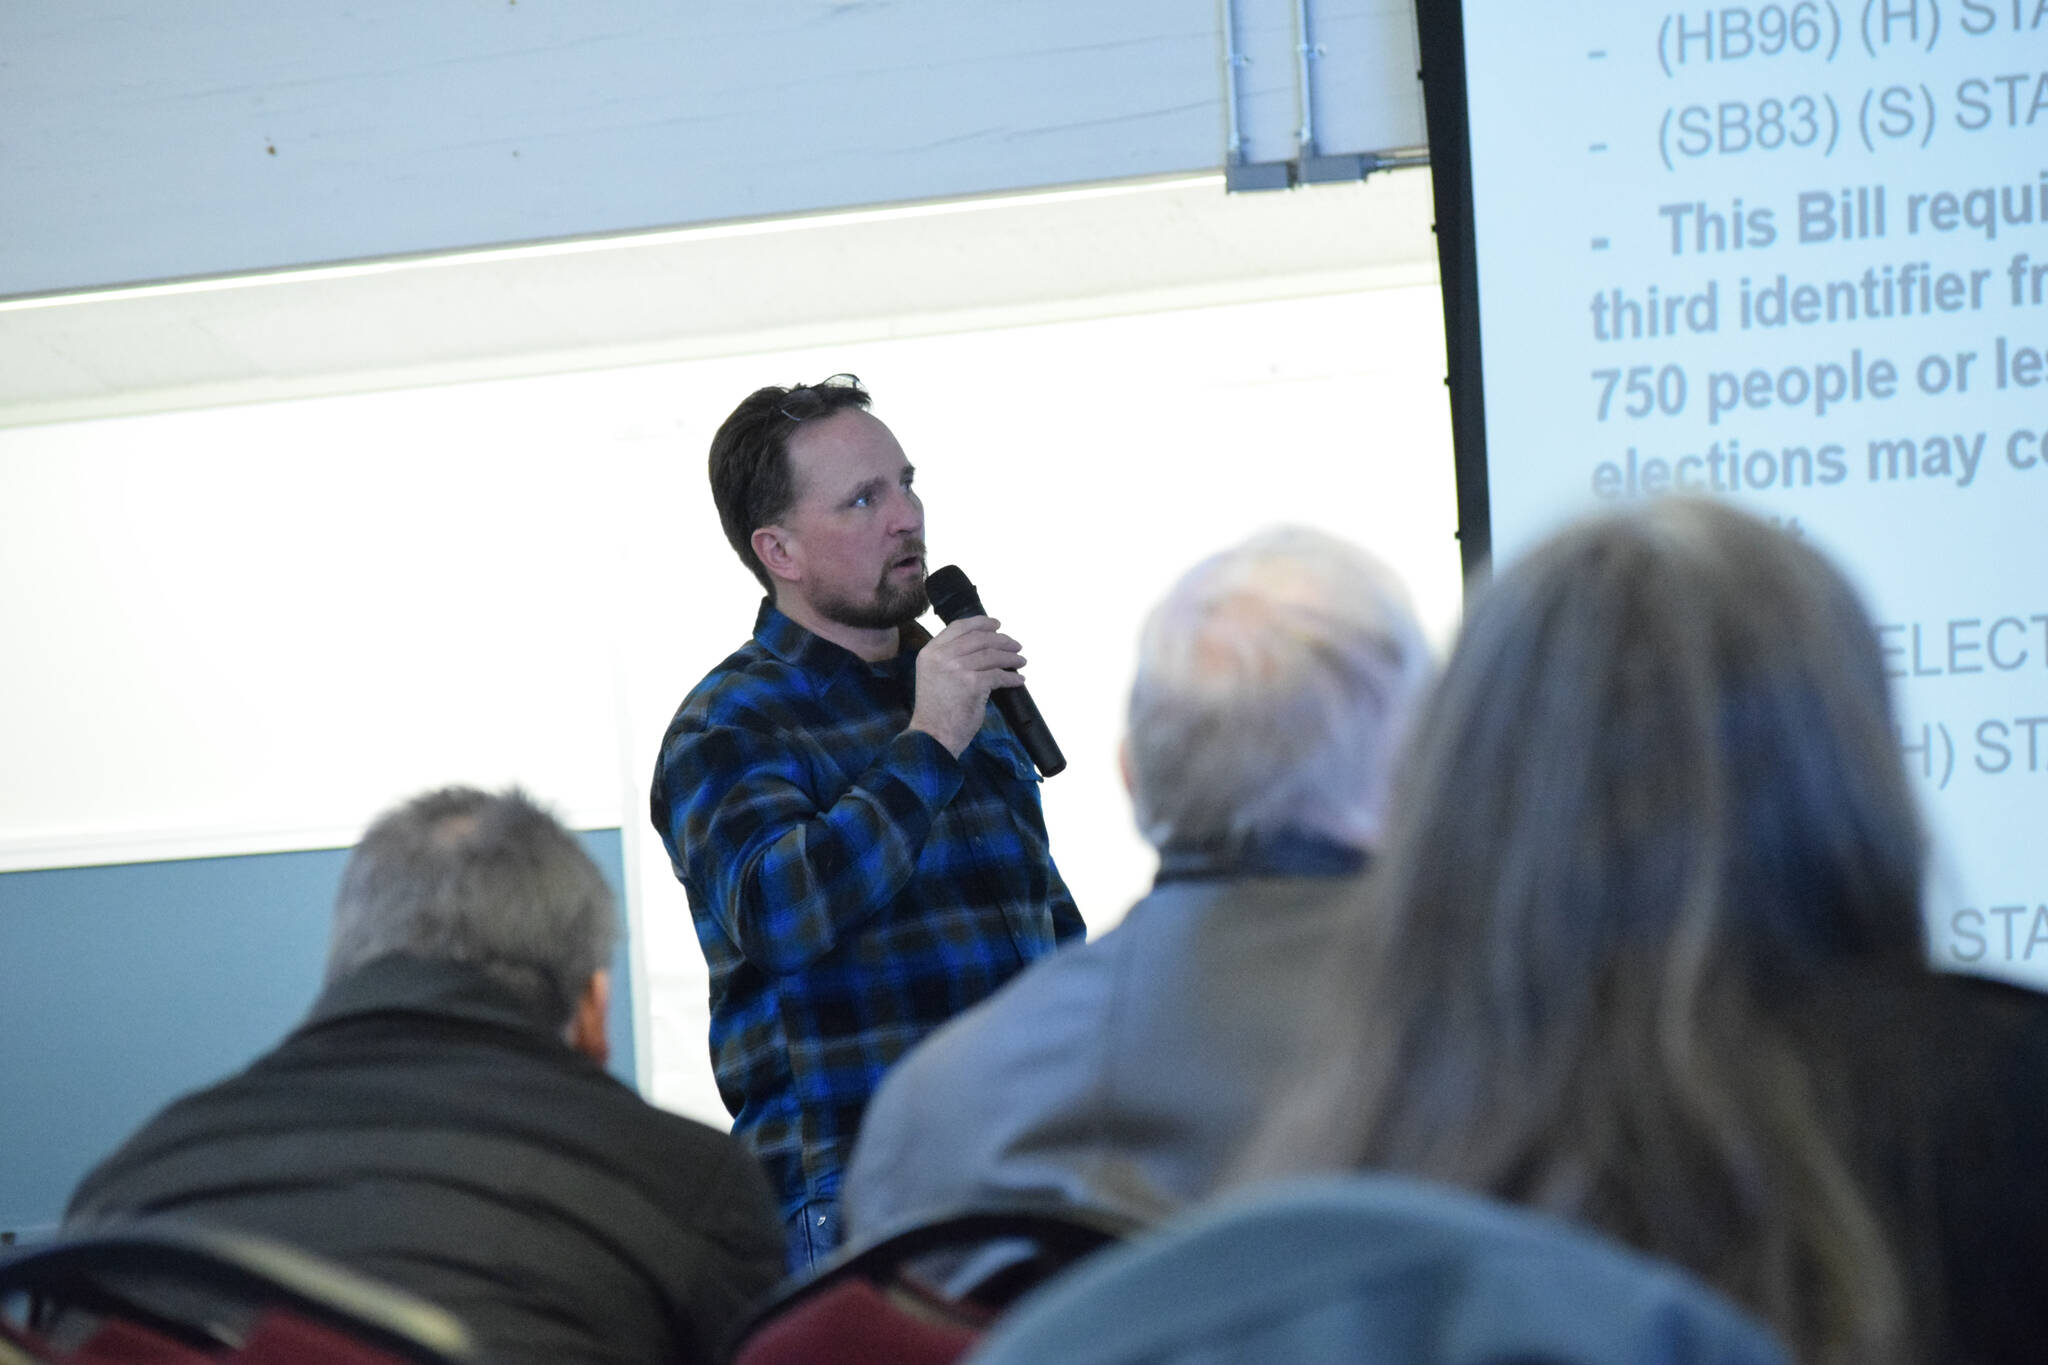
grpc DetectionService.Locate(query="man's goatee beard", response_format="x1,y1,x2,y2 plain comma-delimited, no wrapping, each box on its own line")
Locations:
822,577,929,631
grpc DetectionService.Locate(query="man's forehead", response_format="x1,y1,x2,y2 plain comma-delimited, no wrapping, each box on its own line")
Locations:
787,409,909,493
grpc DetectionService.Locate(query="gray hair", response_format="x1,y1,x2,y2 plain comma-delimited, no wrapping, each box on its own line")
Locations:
1127,525,1433,852
326,786,618,1029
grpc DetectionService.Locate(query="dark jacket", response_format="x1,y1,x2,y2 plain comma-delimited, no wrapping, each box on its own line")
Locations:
68,954,785,1365
1799,969,2048,1365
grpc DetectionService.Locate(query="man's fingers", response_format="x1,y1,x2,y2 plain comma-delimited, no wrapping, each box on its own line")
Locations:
919,615,1028,710
960,656,1024,680
935,615,999,640
935,620,1016,649
937,634,1023,666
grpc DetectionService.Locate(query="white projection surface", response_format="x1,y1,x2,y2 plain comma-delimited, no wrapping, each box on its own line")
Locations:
1459,3,2048,986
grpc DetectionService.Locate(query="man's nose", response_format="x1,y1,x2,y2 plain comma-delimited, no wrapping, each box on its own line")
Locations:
888,489,923,535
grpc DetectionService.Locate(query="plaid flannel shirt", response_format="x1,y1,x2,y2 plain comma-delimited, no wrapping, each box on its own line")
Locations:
650,601,1083,1219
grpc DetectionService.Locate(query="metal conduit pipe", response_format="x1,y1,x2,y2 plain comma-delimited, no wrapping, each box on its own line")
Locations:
1219,0,1429,192
1220,0,1248,166
1221,0,1291,190
1292,0,1319,157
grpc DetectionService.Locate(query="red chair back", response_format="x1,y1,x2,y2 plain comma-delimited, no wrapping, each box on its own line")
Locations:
728,1204,1137,1365
0,1221,474,1365
733,1278,983,1365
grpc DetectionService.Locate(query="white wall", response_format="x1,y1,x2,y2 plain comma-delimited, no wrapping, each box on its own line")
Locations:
0,275,1458,1122
0,393,627,864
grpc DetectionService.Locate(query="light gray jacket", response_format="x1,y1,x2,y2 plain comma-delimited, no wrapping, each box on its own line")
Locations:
844,836,1366,1237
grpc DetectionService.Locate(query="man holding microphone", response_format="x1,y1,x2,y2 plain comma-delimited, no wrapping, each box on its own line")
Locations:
650,374,1083,1270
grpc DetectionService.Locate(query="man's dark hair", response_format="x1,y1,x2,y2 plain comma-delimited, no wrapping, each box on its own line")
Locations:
708,374,872,593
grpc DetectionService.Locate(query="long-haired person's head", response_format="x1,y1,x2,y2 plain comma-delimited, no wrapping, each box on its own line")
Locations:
327,786,617,1033
1261,499,1924,1365
708,374,873,594
1126,525,1433,855
1395,498,1922,1015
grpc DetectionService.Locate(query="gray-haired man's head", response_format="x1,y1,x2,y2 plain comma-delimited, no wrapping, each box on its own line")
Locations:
1126,526,1433,854
326,786,617,1031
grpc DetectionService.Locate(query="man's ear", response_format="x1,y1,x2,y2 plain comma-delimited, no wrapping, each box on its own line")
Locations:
569,970,611,1066
750,526,802,586
1118,735,1136,798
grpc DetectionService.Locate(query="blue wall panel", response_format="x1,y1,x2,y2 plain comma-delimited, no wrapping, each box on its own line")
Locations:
0,829,633,1242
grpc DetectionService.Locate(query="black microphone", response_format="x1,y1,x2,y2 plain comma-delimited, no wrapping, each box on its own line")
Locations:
924,564,1067,778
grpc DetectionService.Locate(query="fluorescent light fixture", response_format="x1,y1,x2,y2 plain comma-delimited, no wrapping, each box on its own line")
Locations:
0,174,1226,315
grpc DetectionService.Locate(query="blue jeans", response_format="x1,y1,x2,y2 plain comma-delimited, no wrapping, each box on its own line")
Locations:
785,1196,841,1274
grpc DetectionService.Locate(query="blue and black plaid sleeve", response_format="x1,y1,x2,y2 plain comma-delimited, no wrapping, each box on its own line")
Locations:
650,602,1083,1218
672,720,962,973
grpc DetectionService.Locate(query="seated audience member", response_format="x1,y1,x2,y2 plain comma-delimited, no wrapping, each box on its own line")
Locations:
845,526,1433,1235
965,499,2003,1365
67,786,786,1365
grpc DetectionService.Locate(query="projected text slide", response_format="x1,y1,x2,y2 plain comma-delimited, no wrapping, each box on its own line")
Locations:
1460,1,2048,985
